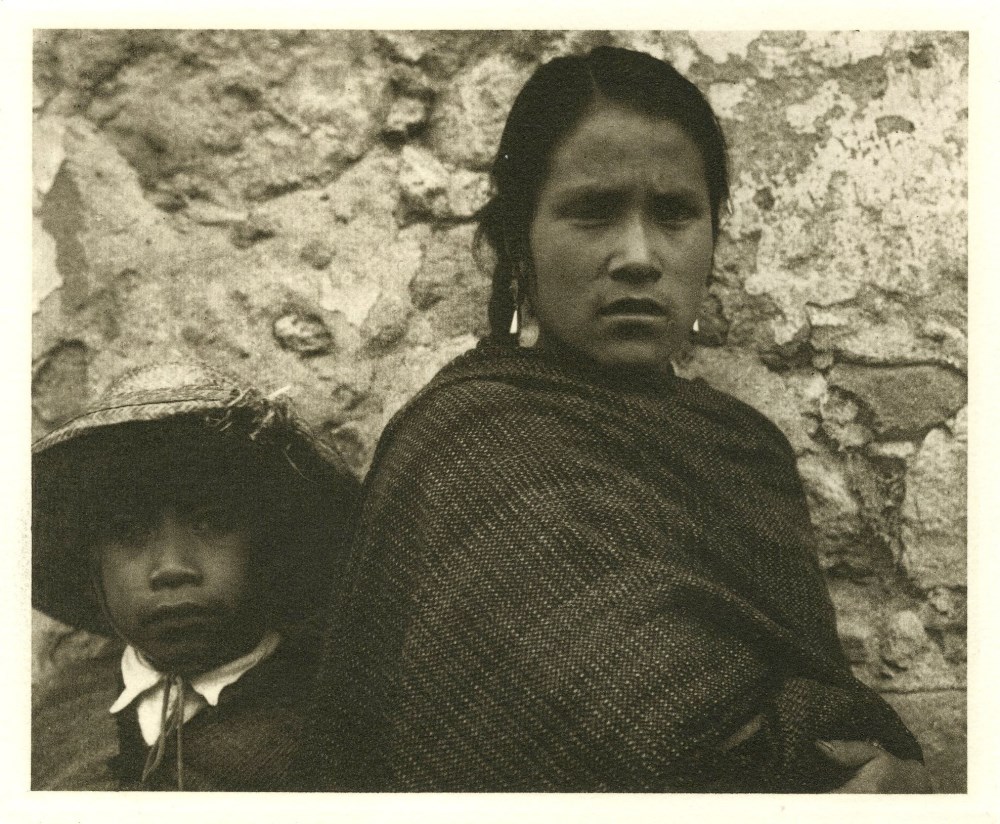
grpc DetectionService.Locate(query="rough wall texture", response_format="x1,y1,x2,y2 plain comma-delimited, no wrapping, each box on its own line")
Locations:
31,30,967,791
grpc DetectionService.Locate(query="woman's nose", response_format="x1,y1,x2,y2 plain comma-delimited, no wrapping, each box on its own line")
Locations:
608,215,661,284
147,511,202,590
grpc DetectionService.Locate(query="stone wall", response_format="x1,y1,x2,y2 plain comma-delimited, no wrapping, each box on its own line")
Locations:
31,30,967,791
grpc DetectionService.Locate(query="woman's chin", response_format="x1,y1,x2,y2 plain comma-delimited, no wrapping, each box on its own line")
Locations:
601,352,676,378
562,340,680,377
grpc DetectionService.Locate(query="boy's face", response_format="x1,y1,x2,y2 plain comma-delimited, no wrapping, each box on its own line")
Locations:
94,497,267,677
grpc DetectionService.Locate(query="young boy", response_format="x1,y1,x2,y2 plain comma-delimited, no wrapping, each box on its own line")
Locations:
31,360,359,791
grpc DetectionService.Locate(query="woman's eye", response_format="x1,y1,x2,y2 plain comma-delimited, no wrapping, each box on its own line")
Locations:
652,198,700,224
572,205,613,223
559,194,621,225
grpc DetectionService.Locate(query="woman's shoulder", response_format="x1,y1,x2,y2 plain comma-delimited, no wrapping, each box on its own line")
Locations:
379,347,539,441
411,369,532,424
677,373,799,461
373,375,534,482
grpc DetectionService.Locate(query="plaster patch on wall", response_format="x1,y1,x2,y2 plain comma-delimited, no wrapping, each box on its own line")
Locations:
754,38,803,79
32,220,62,313
33,117,67,209
618,32,699,75
901,410,967,589
320,272,382,327
689,31,761,64
33,117,70,310
707,81,754,121
785,80,856,134
669,44,699,76
800,31,894,68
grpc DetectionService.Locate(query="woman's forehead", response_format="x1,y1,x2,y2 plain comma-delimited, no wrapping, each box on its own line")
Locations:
545,102,708,194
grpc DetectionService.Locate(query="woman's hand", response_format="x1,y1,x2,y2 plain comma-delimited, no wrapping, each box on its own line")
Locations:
817,740,933,793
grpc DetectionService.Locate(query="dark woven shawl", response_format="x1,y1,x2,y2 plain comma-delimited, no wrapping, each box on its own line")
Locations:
308,340,921,792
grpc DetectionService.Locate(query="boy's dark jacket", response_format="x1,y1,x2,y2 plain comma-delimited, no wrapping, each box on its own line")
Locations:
32,632,318,791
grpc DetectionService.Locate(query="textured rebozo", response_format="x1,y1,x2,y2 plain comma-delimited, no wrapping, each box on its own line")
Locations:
310,340,921,792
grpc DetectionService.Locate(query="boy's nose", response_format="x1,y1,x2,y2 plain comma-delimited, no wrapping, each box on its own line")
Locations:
148,510,202,590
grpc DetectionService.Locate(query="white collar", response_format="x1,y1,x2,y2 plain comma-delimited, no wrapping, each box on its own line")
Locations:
109,631,281,745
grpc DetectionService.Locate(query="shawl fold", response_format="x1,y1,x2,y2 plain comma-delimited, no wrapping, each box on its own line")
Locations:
309,340,920,792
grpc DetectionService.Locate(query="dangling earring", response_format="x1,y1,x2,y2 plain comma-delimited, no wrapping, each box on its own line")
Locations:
692,318,700,333
509,276,520,336
519,300,540,348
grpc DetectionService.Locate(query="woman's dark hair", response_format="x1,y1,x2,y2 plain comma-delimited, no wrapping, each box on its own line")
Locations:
476,46,730,340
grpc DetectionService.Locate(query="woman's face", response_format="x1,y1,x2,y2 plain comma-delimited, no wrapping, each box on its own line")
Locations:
528,100,715,375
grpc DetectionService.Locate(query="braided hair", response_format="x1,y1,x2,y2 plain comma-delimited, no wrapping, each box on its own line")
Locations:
475,46,730,342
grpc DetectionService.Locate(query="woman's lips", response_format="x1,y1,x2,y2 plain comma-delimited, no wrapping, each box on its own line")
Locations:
599,298,668,318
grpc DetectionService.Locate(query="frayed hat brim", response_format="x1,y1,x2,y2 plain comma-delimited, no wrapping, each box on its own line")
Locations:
32,361,360,635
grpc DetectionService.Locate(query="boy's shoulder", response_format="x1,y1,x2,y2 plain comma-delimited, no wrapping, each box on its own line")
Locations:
31,646,123,790
31,632,322,791
218,629,321,712
132,632,323,791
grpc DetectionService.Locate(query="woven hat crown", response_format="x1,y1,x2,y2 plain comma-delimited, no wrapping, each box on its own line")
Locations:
32,359,269,455
102,360,239,399
32,358,360,635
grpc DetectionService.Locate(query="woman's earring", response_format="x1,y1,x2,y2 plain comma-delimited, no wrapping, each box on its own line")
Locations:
692,318,700,333
509,275,520,336
519,301,540,348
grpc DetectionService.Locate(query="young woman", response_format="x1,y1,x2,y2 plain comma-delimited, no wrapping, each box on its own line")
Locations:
307,46,931,793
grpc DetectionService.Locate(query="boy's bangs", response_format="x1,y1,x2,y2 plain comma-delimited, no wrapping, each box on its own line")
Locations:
35,415,275,521
98,431,262,502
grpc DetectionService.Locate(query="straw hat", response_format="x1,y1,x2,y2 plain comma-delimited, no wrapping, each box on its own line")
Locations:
32,359,360,636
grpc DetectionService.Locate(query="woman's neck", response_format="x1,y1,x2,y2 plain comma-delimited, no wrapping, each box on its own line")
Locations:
528,332,677,388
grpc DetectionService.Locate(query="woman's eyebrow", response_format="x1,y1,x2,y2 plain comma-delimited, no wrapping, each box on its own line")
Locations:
650,189,706,208
554,182,706,202
552,186,627,207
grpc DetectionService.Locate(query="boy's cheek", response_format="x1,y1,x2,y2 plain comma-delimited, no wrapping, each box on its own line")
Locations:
97,558,147,636
94,537,266,669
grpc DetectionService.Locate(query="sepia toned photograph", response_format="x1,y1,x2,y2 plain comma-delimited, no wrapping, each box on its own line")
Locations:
26,27,967,801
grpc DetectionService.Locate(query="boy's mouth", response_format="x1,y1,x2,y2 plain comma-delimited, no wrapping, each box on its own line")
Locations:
142,602,217,630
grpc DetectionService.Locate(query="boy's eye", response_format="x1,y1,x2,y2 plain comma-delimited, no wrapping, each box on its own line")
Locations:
188,505,238,536
105,516,153,546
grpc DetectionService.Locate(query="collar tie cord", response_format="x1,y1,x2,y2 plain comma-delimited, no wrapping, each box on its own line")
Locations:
141,673,187,790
